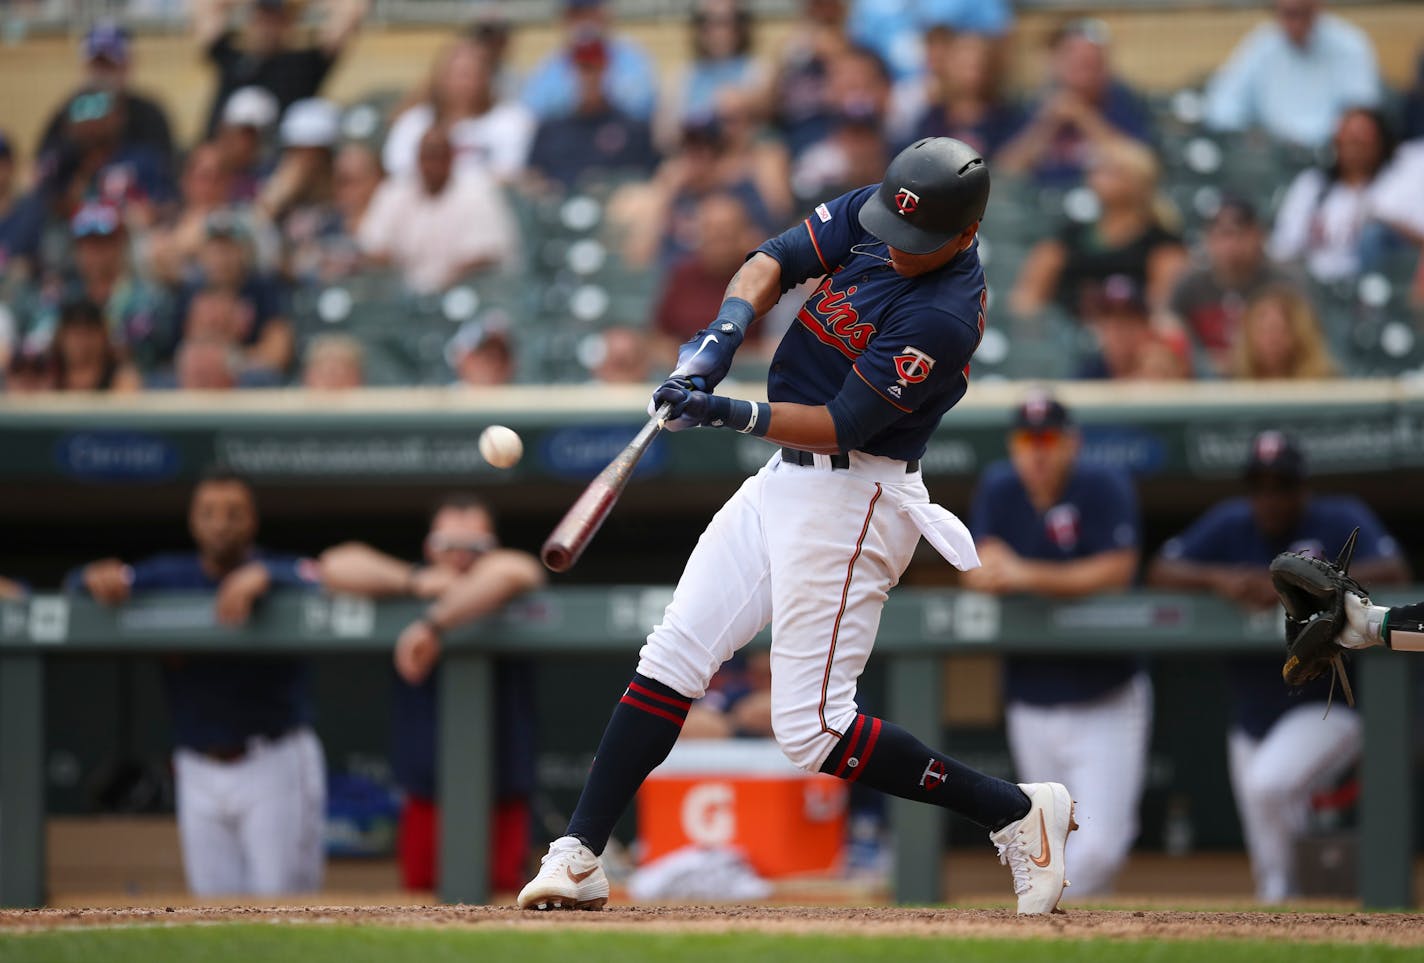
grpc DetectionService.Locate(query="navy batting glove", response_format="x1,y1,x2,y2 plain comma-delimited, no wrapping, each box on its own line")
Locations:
670,323,744,392
651,378,709,432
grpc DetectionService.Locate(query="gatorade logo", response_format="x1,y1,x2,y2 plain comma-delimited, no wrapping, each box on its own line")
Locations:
681,782,735,846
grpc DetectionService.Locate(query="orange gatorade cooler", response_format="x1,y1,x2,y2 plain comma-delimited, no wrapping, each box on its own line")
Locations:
637,740,849,878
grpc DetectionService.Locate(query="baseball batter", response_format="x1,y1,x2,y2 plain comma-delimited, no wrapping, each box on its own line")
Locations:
519,138,1076,915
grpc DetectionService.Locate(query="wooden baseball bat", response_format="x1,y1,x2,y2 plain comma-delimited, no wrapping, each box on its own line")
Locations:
541,402,673,573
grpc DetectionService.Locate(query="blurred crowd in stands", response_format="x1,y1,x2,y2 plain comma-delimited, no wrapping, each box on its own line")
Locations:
1,0,1423,394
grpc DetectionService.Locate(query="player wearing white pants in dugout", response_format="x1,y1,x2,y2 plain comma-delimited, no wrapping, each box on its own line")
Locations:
965,392,1151,897
1151,431,1409,902
69,469,327,897
520,138,1077,915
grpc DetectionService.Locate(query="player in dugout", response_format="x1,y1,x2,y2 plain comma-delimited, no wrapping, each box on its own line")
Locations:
67,466,325,897
317,494,544,893
963,391,1149,899
519,137,1077,915
1149,430,1409,902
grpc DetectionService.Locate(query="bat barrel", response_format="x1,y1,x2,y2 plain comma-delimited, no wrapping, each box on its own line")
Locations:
541,543,574,573
539,403,671,574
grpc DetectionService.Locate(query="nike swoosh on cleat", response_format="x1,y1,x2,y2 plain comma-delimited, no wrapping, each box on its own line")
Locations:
1029,811,1052,868
566,866,597,884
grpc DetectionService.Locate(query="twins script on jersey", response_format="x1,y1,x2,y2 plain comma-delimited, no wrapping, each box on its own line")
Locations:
758,185,988,462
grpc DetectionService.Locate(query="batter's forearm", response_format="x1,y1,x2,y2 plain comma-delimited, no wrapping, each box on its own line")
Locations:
758,403,841,453
725,253,785,320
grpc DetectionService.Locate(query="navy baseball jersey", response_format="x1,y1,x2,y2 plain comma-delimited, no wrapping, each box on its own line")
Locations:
970,460,1143,706
1160,495,1401,737
755,184,987,461
66,550,318,752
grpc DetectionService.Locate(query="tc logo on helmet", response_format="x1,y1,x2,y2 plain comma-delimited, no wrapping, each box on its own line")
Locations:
894,187,920,215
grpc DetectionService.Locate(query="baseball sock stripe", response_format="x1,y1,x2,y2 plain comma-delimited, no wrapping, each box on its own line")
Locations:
831,714,868,778
846,716,883,784
626,681,693,712
618,694,687,726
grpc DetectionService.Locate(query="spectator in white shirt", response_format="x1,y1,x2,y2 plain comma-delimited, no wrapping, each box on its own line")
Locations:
1204,0,1380,149
358,125,518,295
1269,108,1396,283
382,35,534,184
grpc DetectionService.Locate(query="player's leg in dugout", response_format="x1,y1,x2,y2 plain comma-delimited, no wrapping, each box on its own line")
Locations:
1006,673,1152,896
564,467,776,854
762,462,1030,830
238,727,328,894
173,747,250,896
1228,703,1362,902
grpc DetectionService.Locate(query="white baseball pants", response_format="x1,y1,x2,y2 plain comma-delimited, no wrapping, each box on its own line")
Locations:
1227,703,1362,903
173,726,327,897
638,450,976,773
1005,672,1153,896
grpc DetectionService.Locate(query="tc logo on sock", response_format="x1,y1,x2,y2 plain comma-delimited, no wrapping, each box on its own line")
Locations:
920,759,948,790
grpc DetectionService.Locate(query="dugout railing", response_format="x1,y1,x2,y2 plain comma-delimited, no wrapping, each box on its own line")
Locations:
0,588,1415,910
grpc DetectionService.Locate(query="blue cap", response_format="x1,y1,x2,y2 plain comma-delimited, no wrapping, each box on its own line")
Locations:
83,21,130,64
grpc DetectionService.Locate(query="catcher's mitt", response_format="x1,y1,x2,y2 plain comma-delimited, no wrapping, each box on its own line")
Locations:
1269,527,1365,707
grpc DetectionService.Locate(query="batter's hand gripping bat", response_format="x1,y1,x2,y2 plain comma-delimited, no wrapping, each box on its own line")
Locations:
540,402,673,572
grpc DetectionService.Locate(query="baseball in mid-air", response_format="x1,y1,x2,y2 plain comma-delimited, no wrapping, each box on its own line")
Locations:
479,425,523,469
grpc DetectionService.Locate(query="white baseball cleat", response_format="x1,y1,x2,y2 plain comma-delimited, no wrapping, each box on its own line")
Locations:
990,782,1078,914
517,836,610,911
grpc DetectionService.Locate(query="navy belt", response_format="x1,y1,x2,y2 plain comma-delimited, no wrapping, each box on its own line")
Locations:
781,447,919,473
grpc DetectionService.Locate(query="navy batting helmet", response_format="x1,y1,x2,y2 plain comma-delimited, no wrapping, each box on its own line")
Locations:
857,137,990,255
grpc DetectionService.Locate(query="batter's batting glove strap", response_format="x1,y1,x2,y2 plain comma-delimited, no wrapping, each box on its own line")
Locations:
714,297,757,337
652,380,769,435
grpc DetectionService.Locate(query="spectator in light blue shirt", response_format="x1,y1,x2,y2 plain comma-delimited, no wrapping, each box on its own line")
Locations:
848,0,1013,82
1203,0,1381,149
522,0,659,122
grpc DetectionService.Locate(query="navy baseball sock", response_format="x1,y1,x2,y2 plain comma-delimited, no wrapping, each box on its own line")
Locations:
820,713,1031,831
565,672,691,855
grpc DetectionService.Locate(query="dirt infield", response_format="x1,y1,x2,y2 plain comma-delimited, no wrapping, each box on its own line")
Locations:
3,904,1423,946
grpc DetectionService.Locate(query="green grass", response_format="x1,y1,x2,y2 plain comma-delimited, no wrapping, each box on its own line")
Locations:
0,925,1415,963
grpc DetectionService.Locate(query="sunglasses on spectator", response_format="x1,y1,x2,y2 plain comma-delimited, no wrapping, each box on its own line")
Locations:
426,533,498,554
1011,429,1067,449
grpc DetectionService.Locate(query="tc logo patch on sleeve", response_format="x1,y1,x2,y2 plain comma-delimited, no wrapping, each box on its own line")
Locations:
893,346,936,385
815,203,832,223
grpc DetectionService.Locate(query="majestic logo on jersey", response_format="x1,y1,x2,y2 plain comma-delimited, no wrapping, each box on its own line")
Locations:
1045,504,1081,553
797,277,876,360
815,203,832,223
894,187,920,215
893,346,936,386
920,759,948,790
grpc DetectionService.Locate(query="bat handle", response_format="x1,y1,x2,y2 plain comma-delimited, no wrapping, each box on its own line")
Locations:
652,400,674,429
